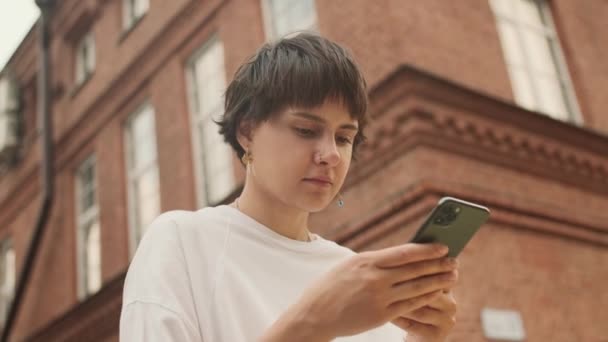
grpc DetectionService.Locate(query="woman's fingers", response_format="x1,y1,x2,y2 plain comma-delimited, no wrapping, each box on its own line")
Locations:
371,243,448,268
386,290,444,318
427,290,457,312
401,306,453,326
391,317,441,339
393,292,458,340
389,270,458,302
384,257,458,285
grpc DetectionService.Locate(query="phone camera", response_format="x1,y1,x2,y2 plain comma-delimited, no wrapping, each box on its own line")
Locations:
433,204,460,226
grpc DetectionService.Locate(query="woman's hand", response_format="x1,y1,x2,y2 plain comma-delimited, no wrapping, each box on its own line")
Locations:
392,290,458,342
261,243,459,341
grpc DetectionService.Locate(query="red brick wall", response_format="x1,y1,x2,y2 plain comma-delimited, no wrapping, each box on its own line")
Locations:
1,0,606,341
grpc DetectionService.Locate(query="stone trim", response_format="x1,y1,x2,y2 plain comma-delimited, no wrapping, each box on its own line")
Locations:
346,65,608,196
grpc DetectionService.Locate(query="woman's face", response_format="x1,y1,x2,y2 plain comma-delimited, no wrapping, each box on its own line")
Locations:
243,100,359,212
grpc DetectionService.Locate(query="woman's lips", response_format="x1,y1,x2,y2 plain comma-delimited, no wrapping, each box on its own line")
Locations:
303,179,332,187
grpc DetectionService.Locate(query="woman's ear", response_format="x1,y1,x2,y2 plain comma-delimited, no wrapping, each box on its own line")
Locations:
236,119,254,150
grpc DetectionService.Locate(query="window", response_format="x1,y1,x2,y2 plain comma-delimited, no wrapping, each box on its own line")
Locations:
75,156,101,299
187,37,235,207
125,104,160,251
490,0,580,122
0,74,20,163
75,32,95,86
0,240,15,329
263,0,317,39
123,0,149,31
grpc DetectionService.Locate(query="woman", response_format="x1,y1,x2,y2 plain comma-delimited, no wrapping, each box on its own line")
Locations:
120,33,458,341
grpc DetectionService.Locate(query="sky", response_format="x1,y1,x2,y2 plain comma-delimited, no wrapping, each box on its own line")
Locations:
0,1,40,70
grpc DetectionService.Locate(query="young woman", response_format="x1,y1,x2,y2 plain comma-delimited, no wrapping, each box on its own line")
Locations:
120,33,459,342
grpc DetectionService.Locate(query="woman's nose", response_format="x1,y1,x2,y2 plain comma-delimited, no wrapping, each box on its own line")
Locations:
317,138,341,166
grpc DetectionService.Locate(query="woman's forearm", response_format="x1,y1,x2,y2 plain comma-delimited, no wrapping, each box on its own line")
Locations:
258,305,333,342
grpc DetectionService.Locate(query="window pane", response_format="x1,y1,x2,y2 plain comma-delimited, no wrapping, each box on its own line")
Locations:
205,140,227,169
80,162,94,187
85,221,101,294
205,140,234,203
3,247,14,294
521,30,558,76
132,136,156,169
198,80,224,119
75,47,85,84
139,193,160,238
516,0,545,29
0,245,14,325
135,0,149,18
190,38,234,205
0,77,7,111
269,0,290,15
273,13,292,38
491,0,577,121
136,169,160,235
201,117,223,147
130,107,157,168
208,167,234,204
198,119,234,203
496,21,525,67
290,0,316,31
207,146,232,177
123,0,134,29
270,0,316,37
75,33,95,84
508,67,536,111
0,244,15,297
86,35,96,73
80,186,93,212
78,161,96,214
489,0,514,16
82,188,95,213
136,168,159,201
132,107,154,144
193,41,226,119
535,76,569,121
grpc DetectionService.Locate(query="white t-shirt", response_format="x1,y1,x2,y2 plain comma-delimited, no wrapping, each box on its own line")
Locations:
120,205,406,341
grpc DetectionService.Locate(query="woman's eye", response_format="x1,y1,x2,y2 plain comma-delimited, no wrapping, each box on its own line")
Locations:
294,128,352,145
295,128,317,137
337,136,353,145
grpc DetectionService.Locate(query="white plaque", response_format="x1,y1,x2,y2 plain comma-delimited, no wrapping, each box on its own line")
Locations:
481,308,526,341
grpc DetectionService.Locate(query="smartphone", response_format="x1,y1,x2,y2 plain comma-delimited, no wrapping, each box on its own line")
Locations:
409,197,490,258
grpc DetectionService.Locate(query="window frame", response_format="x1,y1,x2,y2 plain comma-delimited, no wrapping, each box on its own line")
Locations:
124,102,160,257
490,0,582,123
74,155,102,300
185,36,236,208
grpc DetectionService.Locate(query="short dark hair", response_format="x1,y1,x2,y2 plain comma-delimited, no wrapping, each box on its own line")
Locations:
217,32,369,165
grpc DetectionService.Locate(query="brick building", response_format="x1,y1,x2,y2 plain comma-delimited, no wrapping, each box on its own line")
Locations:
0,0,606,341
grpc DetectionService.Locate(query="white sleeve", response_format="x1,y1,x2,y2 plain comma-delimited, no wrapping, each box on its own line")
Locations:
120,301,202,342
120,211,204,341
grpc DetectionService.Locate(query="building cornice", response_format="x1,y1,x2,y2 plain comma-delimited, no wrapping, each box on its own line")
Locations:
346,65,608,196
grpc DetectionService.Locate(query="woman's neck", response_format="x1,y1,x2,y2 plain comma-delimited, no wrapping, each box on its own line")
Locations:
232,187,313,242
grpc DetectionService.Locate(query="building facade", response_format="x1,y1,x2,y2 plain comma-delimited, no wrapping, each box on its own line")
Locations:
0,0,606,341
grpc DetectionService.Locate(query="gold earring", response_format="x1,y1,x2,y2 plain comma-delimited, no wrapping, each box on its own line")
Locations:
241,150,253,165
